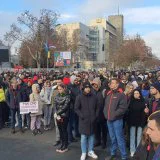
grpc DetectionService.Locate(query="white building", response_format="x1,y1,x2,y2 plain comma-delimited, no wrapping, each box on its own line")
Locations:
56,15,123,69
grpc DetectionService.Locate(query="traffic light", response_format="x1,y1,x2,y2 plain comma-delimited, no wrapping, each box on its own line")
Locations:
102,44,104,51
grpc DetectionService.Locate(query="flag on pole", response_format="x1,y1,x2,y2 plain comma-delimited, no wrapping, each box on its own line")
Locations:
44,43,49,53
48,51,51,59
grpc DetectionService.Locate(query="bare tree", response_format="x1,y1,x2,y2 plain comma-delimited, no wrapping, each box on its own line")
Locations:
113,34,156,69
4,9,59,68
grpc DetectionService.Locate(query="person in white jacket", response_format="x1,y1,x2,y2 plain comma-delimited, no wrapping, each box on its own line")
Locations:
30,84,43,135
40,80,53,130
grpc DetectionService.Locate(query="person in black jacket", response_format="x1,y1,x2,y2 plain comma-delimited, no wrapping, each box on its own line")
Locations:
127,89,147,157
54,83,70,153
5,78,25,134
67,75,81,142
131,127,155,160
75,82,99,160
92,77,107,149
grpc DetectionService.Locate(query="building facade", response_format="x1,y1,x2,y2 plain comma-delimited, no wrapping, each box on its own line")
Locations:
57,15,124,69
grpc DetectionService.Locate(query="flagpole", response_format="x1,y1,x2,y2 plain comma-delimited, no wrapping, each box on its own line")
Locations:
47,56,48,71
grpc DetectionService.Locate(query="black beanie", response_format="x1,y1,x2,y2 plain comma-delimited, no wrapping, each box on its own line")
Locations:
151,83,160,92
82,82,91,90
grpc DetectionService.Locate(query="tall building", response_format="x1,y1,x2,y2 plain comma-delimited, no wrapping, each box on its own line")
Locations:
57,15,124,69
89,18,118,65
56,22,90,68
108,15,124,48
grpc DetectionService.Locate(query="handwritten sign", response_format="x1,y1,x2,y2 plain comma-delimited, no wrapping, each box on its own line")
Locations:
20,101,38,114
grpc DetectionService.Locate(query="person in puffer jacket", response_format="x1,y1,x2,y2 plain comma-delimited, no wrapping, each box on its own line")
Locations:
30,84,43,135
40,80,53,130
54,83,70,153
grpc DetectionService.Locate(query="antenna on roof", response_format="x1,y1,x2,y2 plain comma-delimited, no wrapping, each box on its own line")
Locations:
118,4,120,15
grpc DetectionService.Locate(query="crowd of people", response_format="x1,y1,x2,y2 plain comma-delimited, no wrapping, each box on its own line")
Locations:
0,69,160,160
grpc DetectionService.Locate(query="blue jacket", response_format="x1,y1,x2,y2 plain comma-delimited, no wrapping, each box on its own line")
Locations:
153,145,160,160
6,86,24,109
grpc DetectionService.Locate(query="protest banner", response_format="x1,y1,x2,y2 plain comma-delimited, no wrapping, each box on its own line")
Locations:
20,101,38,114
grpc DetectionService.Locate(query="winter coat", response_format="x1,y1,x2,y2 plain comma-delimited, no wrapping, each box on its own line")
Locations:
54,93,70,118
51,87,59,106
5,86,24,109
141,89,150,100
92,89,105,121
132,142,155,160
69,84,81,106
152,145,160,160
40,87,53,105
103,88,128,121
147,97,160,115
127,99,147,127
30,84,43,116
19,82,28,102
26,86,32,102
75,92,99,135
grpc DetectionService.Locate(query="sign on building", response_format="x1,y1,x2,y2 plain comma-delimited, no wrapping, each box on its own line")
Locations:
54,51,71,67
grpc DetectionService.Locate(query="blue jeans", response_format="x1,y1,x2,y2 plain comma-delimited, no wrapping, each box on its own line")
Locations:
68,109,75,141
81,134,94,153
10,109,22,129
130,126,142,154
68,109,80,142
43,104,52,126
107,119,127,159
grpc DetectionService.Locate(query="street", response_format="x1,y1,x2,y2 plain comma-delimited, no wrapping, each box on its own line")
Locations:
0,128,110,160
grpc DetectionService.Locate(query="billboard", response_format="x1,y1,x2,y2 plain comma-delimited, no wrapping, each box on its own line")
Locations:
0,49,9,62
54,51,71,67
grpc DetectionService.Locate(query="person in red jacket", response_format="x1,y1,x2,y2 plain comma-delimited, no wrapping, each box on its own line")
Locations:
104,78,128,160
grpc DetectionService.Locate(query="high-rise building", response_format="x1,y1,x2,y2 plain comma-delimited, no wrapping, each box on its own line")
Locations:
56,15,124,69
108,15,124,48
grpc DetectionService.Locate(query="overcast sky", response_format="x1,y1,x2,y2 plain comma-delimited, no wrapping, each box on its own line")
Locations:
0,0,160,57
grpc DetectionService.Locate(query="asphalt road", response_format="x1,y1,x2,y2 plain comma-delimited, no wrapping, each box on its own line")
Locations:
0,128,112,160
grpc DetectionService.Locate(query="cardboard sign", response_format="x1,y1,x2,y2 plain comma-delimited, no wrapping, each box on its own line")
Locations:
20,101,38,114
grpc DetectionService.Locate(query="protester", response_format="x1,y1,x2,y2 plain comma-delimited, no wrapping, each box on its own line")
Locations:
131,127,155,160
147,110,160,160
92,77,107,149
144,83,160,115
75,81,99,160
68,75,81,143
6,78,24,134
127,89,147,157
52,77,63,147
54,83,70,153
30,84,43,135
104,78,128,160
40,80,53,130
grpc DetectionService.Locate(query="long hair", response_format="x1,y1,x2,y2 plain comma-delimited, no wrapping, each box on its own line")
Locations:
130,89,144,102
